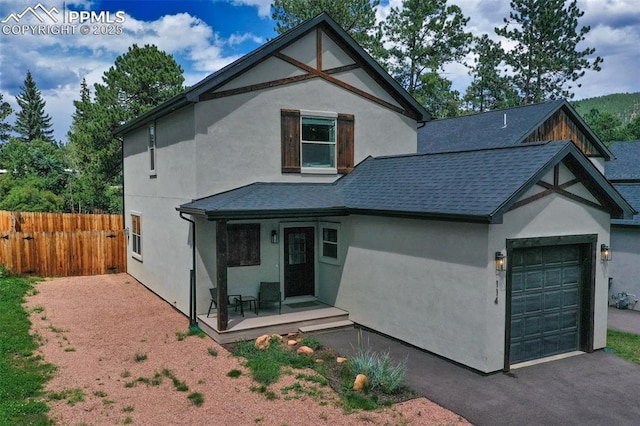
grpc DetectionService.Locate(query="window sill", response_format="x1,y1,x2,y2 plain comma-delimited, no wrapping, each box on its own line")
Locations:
301,167,337,175
320,257,340,266
131,253,143,262
149,171,157,178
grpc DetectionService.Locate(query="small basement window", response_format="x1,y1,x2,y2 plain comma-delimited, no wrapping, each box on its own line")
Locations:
227,224,261,267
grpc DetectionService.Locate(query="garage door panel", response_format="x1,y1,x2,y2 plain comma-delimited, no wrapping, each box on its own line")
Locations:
524,270,543,291
543,312,560,332
510,244,583,364
523,316,542,337
523,249,543,266
525,293,542,314
544,289,562,310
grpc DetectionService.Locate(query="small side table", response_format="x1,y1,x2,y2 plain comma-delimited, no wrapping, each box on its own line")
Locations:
236,296,258,315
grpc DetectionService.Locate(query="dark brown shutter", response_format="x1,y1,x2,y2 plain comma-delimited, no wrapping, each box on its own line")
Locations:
337,113,355,174
281,109,300,173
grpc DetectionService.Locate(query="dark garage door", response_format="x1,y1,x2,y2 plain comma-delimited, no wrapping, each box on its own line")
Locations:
510,244,582,364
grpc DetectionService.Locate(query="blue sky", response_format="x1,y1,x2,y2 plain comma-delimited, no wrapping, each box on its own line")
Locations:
1,0,638,142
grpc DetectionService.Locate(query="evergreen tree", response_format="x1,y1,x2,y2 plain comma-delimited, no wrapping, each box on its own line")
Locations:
271,0,382,56
67,45,184,213
495,0,602,104
0,93,13,143
463,35,519,112
380,0,471,118
13,71,55,143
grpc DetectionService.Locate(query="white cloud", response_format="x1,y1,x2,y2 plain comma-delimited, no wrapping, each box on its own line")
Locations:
228,0,272,18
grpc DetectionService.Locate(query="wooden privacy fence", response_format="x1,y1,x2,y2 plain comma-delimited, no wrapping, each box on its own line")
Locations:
0,211,126,276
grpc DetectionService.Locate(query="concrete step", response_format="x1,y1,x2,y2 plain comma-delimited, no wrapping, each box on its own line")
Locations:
299,319,354,333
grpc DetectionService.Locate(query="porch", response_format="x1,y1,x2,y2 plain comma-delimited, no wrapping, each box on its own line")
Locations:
197,300,352,344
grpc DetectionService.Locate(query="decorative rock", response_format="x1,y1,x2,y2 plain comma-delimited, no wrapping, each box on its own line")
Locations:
254,334,271,350
336,357,347,364
287,332,298,339
353,374,368,392
287,340,298,346
271,334,283,343
296,345,314,356
315,358,324,363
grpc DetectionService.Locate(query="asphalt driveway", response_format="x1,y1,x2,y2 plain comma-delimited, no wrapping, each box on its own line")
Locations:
314,312,640,425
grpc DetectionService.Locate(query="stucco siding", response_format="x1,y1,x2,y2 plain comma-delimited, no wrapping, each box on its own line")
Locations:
336,215,492,372
490,192,611,370
610,226,640,310
123,106,197,313
193,78,417,197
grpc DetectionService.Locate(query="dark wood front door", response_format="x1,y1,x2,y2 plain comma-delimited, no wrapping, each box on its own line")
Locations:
284,227,315,297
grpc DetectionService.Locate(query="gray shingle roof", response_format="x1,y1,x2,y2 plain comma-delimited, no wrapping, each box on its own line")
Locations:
179,183,346,219
179,141,633,223
612,184,640,227
606,141,640,181
418,100,610,158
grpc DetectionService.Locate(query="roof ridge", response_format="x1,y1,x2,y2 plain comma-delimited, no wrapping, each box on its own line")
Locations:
375,140,563,160
426,100,564,124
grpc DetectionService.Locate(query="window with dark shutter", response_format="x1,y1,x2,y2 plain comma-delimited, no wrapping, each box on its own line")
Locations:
280,109,354,174
227,224,261,267
281,110,300,173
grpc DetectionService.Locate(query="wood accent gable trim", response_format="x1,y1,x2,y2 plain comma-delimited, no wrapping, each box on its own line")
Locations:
274,52,410,117
508,165,607,213
316,27,322,70
200,64,362,101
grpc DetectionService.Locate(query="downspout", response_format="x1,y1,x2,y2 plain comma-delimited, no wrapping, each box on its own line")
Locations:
179,212,197,328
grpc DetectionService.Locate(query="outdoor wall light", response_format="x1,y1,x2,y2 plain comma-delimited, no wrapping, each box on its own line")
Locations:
601,244,612,262
271,230,279,244
495,251,506,272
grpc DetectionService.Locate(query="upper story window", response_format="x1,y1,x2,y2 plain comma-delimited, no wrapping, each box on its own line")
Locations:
301,115,336,172
148,124,156,176
281,109,354,175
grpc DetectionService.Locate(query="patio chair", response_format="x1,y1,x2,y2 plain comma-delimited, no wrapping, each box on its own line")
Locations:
258,281,281,314
207,288,244,317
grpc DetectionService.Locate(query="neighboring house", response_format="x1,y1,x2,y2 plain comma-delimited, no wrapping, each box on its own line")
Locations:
117,14,634,373
605,141,640,309
418,99,612,172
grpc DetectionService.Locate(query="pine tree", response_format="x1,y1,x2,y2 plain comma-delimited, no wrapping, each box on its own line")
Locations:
380,0,472,118
495,0,602,104
67,45,184,213
14,71,55,143
271,0,382,57
0,93,13,143
463,35,519,112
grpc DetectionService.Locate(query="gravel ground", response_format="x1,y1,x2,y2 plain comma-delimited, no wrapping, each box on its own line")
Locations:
25,273,470,425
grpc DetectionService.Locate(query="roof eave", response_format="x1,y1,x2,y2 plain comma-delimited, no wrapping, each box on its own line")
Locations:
347,208,495,223
115,93,191,136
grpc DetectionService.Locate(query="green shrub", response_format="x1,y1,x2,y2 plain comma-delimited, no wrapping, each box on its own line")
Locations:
187,392,204,406
350,348,406,394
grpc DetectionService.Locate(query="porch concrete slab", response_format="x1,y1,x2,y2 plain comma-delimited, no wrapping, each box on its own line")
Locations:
314,327,640,426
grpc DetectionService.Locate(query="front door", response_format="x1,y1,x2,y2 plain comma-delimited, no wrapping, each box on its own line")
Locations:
284,227,315,297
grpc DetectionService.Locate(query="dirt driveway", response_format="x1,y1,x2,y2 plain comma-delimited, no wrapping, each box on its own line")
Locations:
26,274,468,425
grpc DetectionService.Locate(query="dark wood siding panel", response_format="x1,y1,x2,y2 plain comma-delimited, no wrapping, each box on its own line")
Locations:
281,109,301,173
524,110,598,156
227,224,260,267
337,113,355,173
